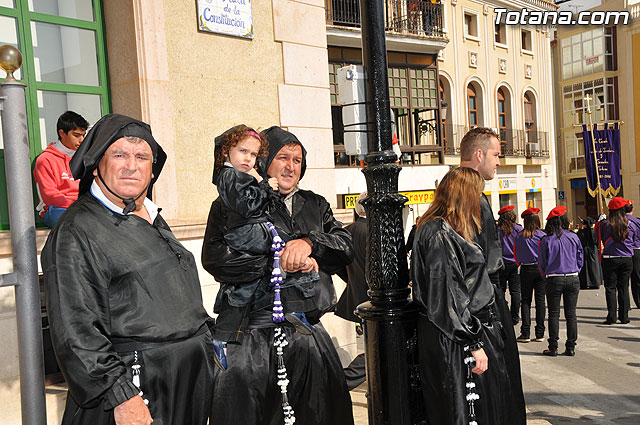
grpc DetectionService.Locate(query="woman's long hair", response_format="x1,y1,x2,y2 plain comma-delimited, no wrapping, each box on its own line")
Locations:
609,208,629,242
498,210,517,236
522,213,541,238
417,167,483,242
544,214,570,237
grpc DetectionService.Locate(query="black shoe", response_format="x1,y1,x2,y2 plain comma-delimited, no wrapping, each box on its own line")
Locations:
563,349,575,356
516,335,530,343
533,336,545,342
602,319,615,325
543,348,558,357
620,320,630,324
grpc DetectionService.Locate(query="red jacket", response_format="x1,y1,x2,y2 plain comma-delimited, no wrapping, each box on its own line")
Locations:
34,144,79,217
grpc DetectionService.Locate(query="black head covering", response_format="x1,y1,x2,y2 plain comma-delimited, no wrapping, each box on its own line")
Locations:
70,113,167,213
260,126,307,180
582,217,596,227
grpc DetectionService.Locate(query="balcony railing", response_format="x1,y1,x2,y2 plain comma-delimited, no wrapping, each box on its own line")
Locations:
326,0,445,37
442,125,550,158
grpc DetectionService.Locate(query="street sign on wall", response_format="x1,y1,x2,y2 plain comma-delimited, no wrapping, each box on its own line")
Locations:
197,0,254,39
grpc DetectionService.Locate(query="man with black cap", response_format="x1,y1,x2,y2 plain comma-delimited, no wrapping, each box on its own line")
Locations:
202,126,355,425
42,114,215,425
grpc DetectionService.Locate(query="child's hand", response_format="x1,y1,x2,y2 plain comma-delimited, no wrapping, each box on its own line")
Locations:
301,257,319,273
267,177,279,191
247,168,262,182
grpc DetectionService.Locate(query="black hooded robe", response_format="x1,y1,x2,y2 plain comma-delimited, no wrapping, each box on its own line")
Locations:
577,226,602,289
475,194,526,425
412,218,521,425
335,216,368,323
43,195,215,425
44,113,214,424
202,189,355,425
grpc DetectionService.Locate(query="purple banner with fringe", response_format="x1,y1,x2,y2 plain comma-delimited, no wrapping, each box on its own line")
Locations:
582,123,621,197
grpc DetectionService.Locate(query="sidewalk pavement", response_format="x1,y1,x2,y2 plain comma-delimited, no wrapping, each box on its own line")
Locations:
350,382,553,425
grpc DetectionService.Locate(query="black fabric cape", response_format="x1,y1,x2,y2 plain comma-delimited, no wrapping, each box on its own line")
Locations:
203,188,354,320
335,216,368,323
42,193,214,424
202,188,354,425
411,218,523,425
474,194,527,424
577,227,602,289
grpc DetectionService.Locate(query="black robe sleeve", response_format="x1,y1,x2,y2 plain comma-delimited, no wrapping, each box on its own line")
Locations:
411,226,483,348
217,167,272,219
202,198,269,283
307,196,354,274
43,222,139,409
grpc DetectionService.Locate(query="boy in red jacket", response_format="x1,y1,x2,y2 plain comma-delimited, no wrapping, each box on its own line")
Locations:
34,111,89,227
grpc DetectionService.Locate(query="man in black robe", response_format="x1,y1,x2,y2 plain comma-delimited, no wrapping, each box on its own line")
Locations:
460,127,526,424
43,114,215,425
335,192,368,390
202,126,355,425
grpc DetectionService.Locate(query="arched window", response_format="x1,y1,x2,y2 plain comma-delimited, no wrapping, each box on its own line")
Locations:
439,79,447,148
467,85,478,128
524,91,538,156
497,88,507,143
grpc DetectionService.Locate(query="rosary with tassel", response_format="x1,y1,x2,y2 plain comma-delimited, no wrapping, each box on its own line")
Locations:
267,222,295,425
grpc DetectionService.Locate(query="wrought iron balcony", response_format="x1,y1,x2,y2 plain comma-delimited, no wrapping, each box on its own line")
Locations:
442,125,550,159
326,0,445,38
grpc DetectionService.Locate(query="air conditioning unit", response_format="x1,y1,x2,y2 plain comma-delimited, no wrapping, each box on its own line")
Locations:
337,65,368,158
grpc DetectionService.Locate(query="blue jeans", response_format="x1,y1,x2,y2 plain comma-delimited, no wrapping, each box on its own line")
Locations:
545,275,579,350
43,206,67,228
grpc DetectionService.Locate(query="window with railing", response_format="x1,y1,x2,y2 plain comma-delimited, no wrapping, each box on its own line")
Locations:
325,0,444,37
329,47,443,167
561,77,618,172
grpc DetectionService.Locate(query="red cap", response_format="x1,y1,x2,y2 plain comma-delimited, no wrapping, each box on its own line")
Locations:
497,205,515,215
521,207,540,218
547,206,567,220
608,197,627,211
627,199,634,205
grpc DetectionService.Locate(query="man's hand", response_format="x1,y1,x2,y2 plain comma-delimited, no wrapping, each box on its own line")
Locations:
471,348,488,375
281,238,313,272
114,395,153,425
267,177,279,191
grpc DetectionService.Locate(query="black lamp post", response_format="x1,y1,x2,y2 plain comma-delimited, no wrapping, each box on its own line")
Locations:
355,1,424,424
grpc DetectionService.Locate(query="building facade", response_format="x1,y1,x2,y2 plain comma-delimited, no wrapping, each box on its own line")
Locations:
554,0,640,222
0,0,557,422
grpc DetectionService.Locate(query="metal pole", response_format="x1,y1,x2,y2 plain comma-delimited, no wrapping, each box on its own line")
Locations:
1,46,47,425
355,2,421,425
584,95,605,216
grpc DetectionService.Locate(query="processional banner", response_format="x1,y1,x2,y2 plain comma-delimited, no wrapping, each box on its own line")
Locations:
582,123,621,198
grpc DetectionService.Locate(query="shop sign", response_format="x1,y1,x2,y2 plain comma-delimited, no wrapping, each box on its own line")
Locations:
197,0,254,39
343,190,435,209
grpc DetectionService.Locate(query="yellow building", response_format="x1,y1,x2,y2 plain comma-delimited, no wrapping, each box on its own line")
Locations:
554,0,640,222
